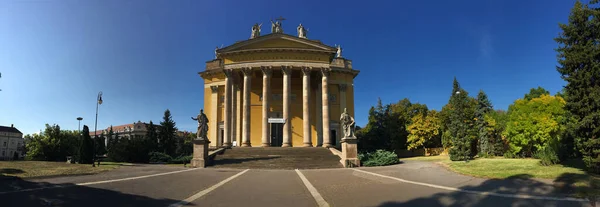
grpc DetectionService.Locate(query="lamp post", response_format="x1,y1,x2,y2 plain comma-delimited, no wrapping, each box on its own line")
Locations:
77,117,83,133
93,92,103,167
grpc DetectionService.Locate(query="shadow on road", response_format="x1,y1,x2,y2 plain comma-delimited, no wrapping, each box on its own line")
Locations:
0,168,25,175
375,173,597,207
0,174,190,207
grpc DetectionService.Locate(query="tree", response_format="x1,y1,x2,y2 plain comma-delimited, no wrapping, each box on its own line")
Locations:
485,110,509,156
106,126,115,151
77,125,94,164
447,78,475,161
503,95,567,157
524,86,550,100
24,124,79,161
407,110,441,150
145,121,158,152
158,109,178,156
475,90,494,157
95,133,107,156
555,0,600,172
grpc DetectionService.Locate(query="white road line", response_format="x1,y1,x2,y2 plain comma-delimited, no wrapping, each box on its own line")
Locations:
295,169,330,207
353,169,588,202
168,169,250,207
0,168,200,195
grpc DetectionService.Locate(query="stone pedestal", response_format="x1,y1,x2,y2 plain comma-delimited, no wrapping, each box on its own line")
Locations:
191,139,210,168
341,137,360,168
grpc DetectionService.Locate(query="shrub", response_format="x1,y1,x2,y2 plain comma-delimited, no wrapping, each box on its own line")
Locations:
169,155,192,164
533,146,560,166
359,150,400,167
148,152,172,163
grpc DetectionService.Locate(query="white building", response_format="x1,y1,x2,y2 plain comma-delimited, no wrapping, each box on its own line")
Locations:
0,124,24,160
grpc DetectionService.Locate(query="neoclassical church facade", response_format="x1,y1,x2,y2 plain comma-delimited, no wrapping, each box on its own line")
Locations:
199,20,359,148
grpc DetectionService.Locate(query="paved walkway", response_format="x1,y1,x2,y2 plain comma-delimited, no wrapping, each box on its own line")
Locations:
0,161,592,207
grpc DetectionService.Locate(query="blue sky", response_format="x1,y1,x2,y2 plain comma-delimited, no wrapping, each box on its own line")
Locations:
0,0,577,135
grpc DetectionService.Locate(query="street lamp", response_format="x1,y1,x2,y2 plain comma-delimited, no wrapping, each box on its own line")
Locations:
93,92,103,167
77,117,83,133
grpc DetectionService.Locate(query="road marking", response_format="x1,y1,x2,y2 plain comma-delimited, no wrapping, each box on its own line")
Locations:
295,169,330,207
353,169,588,202
168,169,250,207
0,168,200,195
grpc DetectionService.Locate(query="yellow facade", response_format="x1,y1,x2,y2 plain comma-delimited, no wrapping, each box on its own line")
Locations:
200,33,359,148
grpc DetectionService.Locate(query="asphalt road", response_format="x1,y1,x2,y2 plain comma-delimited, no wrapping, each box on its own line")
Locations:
0,162,593,207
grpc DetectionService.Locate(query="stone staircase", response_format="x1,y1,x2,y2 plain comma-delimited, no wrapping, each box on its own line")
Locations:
211,147,343,169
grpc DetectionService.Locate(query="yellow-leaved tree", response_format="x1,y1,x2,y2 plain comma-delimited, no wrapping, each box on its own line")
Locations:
407,110,441,150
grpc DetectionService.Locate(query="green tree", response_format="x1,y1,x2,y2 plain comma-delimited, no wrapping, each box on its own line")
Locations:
555,0,600,172
77,125,94,164
475,90,494,157
24,124,79,161
158,109,178,156
407,110,441,150
524,86,550,100
448,78,475,161
145,121,158,152
106,126,115,151
503,95,567,157
485,110,509,156
95,134,106,156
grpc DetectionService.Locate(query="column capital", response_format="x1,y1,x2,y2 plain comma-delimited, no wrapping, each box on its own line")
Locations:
281,66,292,75
320,67,331,77
339,83,348,92
261,66,273,77
210,85,219,93
223,69,233,77
241,67,253,76
301,67,312,76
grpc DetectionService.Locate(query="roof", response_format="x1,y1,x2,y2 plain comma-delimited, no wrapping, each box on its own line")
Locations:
217,33,337,54
89,122,158,136
0,125,23,134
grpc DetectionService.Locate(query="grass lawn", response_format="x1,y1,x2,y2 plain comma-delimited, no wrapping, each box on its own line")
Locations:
0,161,119,178
402,155,600,197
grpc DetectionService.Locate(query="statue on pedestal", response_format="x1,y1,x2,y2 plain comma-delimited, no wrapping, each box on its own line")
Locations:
251,23,262,39
340,108,355,138
192,109,209,140
335,44,343,58
297,23,307,38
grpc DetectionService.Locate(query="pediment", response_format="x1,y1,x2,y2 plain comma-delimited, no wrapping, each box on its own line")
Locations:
218,33,336,53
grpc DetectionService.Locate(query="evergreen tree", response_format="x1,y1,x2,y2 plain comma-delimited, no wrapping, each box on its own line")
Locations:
145,121,158,152
77,125,94,164
448,78,473,161
523,86,550,101
158,109,178,156
96,133,107,156
475,90,494,157
106,126,114,151
555,0,600,172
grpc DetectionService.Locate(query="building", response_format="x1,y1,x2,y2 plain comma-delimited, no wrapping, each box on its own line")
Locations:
0,124,25,160
199,20,359,148
90,121,158,147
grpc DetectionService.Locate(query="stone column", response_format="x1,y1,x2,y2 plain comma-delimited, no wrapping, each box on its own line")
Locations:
302,67,313,147
281,66,292,147
315,78,323,146
231,82,238,147
223,69,232,148
321,68,332,148
261,66,272,147
241,68,252,147
210,85,219,146
236,80,242,146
